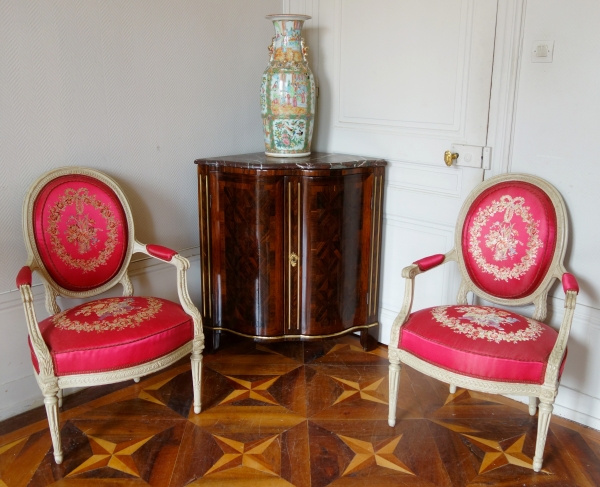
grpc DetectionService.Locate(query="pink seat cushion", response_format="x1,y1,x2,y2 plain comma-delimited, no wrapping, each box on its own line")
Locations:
399,305,564,384
29,296,193,376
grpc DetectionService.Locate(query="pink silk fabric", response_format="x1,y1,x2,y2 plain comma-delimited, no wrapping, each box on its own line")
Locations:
29,297,192,376
399,305,564,384
32,175,128,292
16,266,32,288
562,273,579,294
414,254,445,272
146,244,177,262
461,181,557,299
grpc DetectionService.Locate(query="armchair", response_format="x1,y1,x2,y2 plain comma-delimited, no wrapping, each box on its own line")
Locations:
388,173,578,472
16,167,204,464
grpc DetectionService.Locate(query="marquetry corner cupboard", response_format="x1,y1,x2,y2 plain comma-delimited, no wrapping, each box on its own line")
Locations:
195,152,386,350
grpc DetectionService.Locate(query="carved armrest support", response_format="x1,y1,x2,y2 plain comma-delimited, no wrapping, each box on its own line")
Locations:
390,250,456,348
134,241,204,347
16,265,56,385
542,272,579,391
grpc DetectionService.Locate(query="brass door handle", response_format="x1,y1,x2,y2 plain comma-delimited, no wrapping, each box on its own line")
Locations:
290,252,299,267
444,150,459,166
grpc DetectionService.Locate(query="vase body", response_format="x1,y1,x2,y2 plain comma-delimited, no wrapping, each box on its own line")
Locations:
261,14,315,157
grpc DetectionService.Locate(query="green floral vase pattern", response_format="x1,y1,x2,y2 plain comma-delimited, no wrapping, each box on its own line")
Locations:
261,14,315,157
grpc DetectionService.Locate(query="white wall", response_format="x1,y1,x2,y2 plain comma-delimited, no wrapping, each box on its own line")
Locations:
508,0,600,429
0,0,280,420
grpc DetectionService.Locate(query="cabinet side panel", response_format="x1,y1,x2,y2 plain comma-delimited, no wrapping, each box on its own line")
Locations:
212,171,284,336
301,172,371,335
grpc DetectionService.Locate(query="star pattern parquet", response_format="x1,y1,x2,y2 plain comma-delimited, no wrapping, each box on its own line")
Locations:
1,335,600,486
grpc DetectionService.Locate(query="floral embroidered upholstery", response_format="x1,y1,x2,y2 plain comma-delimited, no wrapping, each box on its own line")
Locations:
29,297,193,376
398,305,564,384
461,181,557,299
33,175,129,291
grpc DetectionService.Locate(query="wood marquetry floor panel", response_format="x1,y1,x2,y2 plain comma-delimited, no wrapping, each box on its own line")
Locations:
1,335,600,486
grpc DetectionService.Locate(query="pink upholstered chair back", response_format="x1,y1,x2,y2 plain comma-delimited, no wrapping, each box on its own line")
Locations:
24,168,135,297
456,174,567,306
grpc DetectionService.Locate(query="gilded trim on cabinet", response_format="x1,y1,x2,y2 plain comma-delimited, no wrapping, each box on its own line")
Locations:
204,321,379,340
199,175,206,317
205,176,212,318
297,181,301,331
373,175,383,314
368,175,378,315
288,181,292,330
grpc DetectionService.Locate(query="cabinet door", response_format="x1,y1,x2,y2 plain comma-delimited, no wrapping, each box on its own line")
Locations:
210,171,284,336
296,170,375,335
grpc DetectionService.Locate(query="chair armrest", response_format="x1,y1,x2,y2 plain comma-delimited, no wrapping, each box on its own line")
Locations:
16,266,32,288
413,254,446,272
146,244,178,262
134,241,204,347
16,265,56,383
390,250,456,348
562,273,579,295
542,272,579,390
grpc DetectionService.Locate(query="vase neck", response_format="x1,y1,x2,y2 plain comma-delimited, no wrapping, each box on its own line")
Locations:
271,19,305,63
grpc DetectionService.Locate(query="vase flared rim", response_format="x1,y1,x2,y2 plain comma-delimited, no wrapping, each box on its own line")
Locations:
265,14,311,22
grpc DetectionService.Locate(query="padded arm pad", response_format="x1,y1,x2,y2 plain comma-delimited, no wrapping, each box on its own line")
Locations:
16,266,32,288
146,244,178,262
413,254,445,272
562,273,579,294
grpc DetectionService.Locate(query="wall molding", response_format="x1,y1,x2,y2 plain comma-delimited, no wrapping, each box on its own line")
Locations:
333,0,475,136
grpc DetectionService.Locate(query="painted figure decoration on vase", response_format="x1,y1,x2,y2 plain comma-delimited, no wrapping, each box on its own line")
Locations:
261,14,316,157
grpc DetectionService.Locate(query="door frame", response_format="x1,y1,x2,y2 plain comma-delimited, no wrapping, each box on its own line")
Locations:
485,0,527,177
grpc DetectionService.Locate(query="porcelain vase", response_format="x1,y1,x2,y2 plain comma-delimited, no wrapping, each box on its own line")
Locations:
260,14,315,157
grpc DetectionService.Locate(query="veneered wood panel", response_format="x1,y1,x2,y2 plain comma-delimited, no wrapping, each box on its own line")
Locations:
210,171,284,336
300,171,373,335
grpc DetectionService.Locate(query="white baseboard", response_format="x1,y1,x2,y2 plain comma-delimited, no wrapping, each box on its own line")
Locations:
0,249,200,422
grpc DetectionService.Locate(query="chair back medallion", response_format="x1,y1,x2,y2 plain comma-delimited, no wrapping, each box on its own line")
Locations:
32,174,129,292
461,181,558,299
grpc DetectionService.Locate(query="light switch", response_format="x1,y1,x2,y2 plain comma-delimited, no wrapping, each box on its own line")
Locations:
532,40,554,63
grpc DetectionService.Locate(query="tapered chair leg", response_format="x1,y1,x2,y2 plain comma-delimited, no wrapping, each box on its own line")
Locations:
191,352,202,414
388,357,401,427
44,393,63,464
449,384,457,394
533,398,554,472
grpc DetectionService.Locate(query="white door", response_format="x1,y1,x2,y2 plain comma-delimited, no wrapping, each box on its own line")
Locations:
294,0,498,343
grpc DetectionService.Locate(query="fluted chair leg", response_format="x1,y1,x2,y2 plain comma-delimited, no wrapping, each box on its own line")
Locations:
529,396,537,416
44,393,63,464
388,357,401,427
533,398,554,472
57,388,63,408
191,352,203,414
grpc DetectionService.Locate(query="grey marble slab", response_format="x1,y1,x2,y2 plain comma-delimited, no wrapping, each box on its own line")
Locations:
195,152,387,170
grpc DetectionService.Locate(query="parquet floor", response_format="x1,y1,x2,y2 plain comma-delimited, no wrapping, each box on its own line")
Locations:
1,335,600,486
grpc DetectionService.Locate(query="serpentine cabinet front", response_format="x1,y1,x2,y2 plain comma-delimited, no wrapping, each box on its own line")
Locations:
195,153,386,350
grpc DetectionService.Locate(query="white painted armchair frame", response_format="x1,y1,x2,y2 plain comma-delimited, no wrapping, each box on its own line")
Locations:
387,173,577,472
18,167,204,464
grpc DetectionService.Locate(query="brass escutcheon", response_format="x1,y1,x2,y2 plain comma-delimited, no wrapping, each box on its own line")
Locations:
290,252,299,267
